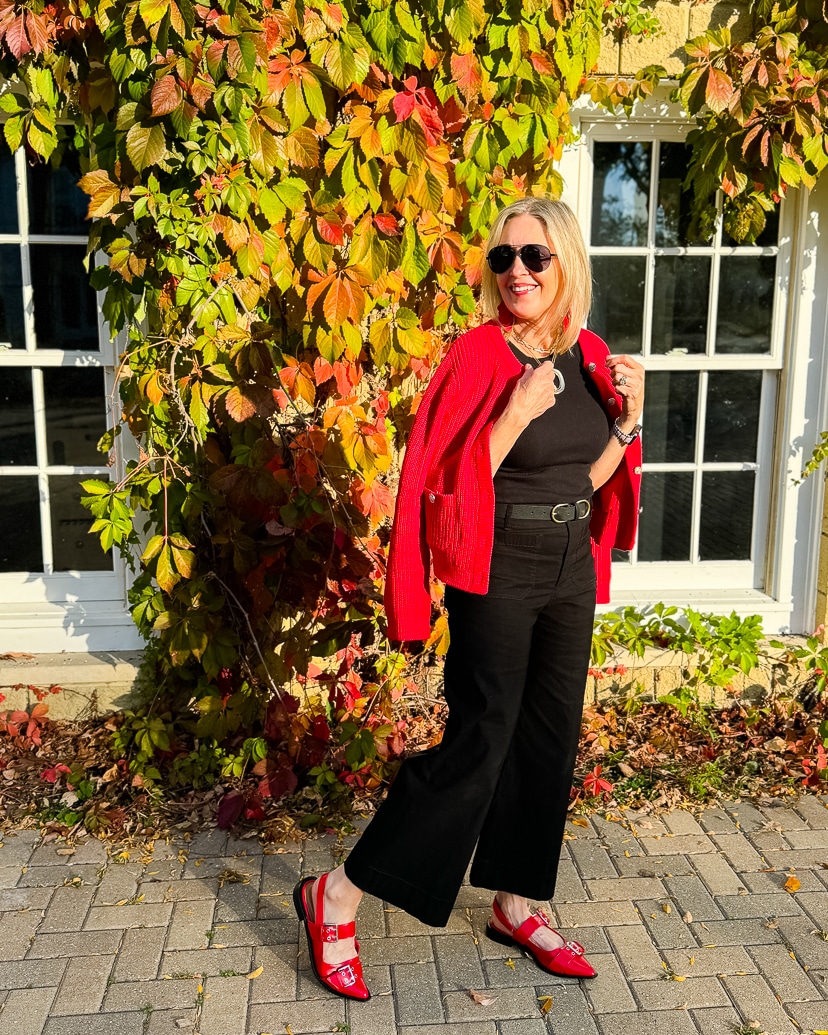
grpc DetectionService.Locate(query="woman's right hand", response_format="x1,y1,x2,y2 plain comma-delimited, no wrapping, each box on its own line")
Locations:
505,362,559,428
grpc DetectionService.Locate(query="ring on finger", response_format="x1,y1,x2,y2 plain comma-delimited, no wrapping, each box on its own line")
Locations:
616,373,628,387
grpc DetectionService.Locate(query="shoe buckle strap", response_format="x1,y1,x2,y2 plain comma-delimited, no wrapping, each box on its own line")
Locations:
564,939,585,956
316,920,356,942
336,962,357,986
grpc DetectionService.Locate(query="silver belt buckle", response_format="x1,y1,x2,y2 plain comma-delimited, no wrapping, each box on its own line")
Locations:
550,504,569,523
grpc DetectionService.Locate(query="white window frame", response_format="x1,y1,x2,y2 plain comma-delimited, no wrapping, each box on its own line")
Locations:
0,146,142,651
561,95,828,633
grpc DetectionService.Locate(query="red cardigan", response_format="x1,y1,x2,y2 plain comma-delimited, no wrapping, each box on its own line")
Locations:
384,321,642,642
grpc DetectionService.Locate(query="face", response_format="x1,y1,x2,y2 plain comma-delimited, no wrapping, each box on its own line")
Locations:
494,213,561,325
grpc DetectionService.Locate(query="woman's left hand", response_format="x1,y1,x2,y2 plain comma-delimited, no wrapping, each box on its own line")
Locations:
605,354,645,428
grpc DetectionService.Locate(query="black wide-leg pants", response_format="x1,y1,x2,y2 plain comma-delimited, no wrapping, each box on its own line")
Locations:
344,514,597,927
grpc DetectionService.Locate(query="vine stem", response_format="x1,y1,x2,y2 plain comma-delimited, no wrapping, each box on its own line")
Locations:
206,572,285,702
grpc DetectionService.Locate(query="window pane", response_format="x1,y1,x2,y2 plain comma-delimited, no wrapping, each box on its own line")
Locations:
28,156,88,235
42,367,107,466
699,471,755,560
715,256,775,354
651,256,710,355
31,245,99,351
589,255,645,354
0,369,36,465
704,371,762,463
591,142,651,246
0,245,25,348
656,142,693,246
638,471,694,562
49,475,112,571
643,371,698,464
0,139,17,234
723,206,779,248
0,476,42,571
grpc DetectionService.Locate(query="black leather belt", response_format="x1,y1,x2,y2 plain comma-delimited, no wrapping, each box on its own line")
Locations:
495,500,592,523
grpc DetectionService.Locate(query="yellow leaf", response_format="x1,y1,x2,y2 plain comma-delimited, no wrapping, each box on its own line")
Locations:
571,817,589,829
505,958,515,970
784,874,801,893
662,903,671,914
538,995,553,1015
247,966,263,979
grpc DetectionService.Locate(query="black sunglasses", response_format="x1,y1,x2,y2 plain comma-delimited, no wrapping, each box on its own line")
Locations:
486,244,555,275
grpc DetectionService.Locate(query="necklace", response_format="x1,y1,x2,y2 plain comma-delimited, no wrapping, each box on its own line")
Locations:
501,323,566,394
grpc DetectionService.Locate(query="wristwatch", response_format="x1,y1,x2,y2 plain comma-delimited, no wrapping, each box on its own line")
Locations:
611,419,642,446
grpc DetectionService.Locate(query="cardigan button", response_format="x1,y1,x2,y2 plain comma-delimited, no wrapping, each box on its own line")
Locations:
588,362,596,372
607,397,616,407
634,466,642,475
428,493,436,502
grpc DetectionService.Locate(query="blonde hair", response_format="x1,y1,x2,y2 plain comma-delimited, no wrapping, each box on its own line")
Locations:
480,197,591,356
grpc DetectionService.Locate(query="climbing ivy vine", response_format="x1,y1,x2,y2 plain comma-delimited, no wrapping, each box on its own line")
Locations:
0,0,824,810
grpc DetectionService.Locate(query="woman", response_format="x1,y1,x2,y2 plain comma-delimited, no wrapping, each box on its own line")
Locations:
293,197,644,1001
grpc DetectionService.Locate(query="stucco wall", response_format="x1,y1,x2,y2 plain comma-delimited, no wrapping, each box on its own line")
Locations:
597,1,754,76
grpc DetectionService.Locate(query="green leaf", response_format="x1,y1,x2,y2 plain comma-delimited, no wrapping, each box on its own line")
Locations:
126,123,167,171
400,224,430,286
139,0,169,27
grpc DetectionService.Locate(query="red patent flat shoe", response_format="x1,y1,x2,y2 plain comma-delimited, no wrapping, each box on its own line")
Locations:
293,873,370,1001
485,897,596,978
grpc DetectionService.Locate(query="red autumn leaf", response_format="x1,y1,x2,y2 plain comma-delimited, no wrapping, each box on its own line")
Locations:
40,764,71,784
313,356,334,384
374,212,400,236
583,764,614,798
530,51,554,76
4,13,31,57
392,88,417,122
151,76,182,117
258,765,298,801
216,789,245,829
353,477,394,527
316,212,345,246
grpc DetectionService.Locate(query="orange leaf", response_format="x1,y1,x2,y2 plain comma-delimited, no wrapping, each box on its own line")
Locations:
705,67,733,113
784,874,801,893
450,52,481,101
225,386,258,422
151,76,182,117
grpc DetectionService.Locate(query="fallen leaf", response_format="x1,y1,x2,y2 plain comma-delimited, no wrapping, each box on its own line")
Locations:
0,652,35,659
467,988,498,1006
505,958,515,970
246,966,263,979
571,817,589,829
784,875,801,893
538,995,553,1015
682,911,693,923
662,903,672,914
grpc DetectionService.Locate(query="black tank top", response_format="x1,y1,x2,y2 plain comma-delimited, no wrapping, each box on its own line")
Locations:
493,341,610,503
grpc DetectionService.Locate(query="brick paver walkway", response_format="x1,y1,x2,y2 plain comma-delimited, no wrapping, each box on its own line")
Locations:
1,797,828,1035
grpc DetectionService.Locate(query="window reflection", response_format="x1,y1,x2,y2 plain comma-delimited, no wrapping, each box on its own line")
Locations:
643,371,698,464
50,474,112,571
0,369,36,465
0,476,42,571
591,142,651,247
0,139,17,235
28,153,88,236
699,471,755,560
656,142,693,247
716,256,774,354
704,371,762,463
42,367,107,466
0,245,25,349
31,245,99,350
651,256,710,355
638,471,694,562
589,255,645,354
